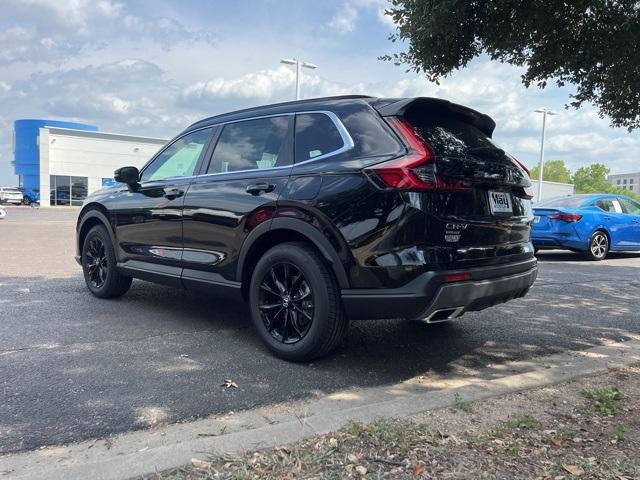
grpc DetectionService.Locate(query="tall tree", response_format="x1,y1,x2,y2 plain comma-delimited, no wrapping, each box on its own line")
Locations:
530,160,572,184
572,163,612,193
383,1,640,130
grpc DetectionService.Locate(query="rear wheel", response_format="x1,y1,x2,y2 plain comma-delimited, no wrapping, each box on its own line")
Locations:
248,242,348,361
586,230,608,261
82,225,132,298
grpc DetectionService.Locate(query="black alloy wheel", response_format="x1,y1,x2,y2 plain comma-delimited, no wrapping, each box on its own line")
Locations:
249,242,348,361
82,225,132,298
259,262,315,344
85,236,108,289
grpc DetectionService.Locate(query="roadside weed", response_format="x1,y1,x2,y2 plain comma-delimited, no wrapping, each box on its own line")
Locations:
580,387,623,414
453,392,473,413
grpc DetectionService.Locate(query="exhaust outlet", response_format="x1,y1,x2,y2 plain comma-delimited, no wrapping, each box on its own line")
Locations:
423,306,465,323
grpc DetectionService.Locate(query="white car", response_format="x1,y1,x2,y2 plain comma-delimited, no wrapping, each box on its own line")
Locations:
0,205,6,219
0,187,23,205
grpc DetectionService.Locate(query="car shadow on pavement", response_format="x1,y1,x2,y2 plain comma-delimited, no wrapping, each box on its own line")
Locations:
0,261,638,453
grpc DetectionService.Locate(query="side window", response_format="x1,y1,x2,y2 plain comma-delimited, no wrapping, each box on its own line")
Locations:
620,197,640,214
207,116,291,174
295,113,344,162
596,199,614,212
140,128,212,182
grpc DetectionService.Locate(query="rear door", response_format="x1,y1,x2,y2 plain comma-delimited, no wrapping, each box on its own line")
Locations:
181,115,294,288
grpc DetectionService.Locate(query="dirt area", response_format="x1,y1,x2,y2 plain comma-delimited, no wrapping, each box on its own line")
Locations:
145,365,639,479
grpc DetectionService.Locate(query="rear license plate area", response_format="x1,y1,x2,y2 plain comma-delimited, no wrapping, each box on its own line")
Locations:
488,190,512,215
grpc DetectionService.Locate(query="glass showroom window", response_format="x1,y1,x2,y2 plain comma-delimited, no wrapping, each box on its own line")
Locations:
49,175,88,206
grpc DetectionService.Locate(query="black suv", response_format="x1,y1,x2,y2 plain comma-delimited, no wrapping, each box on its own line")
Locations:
76,96,537,361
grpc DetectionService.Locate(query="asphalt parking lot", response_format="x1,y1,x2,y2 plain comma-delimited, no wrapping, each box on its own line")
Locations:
1,207,639,454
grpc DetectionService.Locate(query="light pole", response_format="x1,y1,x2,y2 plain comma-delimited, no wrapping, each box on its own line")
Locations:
533,108,557,202
280,58,317,100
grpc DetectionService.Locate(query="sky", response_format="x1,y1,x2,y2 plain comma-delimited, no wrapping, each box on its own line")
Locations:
1,0,638,186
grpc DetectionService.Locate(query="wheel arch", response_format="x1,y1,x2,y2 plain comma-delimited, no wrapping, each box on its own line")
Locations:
77,204,116,259
237,218,350,299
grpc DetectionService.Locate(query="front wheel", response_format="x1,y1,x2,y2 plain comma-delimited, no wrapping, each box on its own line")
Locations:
586,231,609,261
82,225,132,298
248,242,348,361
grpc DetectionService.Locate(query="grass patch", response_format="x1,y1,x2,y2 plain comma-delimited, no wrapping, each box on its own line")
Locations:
580,386,623,415
472,414,541,444
453,392,473,413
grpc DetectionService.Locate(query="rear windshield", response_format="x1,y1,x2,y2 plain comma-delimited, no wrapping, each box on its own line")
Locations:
535,196,587,209
409,115,500,158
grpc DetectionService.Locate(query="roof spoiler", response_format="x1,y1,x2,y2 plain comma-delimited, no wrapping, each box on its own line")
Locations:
370,97,496,137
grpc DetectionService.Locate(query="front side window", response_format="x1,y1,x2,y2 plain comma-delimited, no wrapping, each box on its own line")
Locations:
620,197,640,214
141,128,213,182
295,113,344,162
207,116,291,174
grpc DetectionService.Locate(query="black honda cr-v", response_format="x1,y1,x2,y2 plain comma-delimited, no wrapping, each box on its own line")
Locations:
76,95,537,361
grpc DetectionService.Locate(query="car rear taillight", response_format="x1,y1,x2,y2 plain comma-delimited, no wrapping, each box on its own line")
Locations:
549,213,582,222
512,157,530,176
369,117,469,191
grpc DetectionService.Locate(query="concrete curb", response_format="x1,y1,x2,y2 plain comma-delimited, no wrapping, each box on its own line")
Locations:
2,339,639,480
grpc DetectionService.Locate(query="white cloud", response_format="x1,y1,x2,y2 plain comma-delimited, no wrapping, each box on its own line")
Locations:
327,4,359,33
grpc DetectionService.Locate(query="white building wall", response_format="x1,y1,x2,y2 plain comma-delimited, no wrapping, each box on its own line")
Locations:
39,127,166,207
530,180,574,203
608,172,640,194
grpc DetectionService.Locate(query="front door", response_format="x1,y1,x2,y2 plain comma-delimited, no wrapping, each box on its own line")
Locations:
112,127,215,283
181,115,294,290
618,196,640,248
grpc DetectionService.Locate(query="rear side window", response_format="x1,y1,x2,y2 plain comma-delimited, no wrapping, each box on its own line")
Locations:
596,198,623,213
295,113,344,162
208,116,292,173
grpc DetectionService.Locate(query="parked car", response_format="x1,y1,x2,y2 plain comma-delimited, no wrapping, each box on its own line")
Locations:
75,95,537,360
0,187,23,205
22,188,40,205
0,205,6,219
532,194,640,260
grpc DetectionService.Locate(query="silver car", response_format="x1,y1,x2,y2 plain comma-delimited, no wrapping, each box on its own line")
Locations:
0,187,23,205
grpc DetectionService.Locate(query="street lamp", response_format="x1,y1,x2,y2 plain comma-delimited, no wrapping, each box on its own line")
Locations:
533,108,558,202
280,58,318,100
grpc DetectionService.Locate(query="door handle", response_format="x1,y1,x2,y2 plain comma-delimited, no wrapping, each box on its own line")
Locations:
163,187,184,200
246,182,276,196
604,216,611,220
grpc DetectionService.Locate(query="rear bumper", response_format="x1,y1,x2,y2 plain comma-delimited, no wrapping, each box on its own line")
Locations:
341,258,537,321
531,235,586,251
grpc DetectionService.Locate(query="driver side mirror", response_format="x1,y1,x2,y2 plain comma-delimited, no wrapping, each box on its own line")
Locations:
114,166,140,185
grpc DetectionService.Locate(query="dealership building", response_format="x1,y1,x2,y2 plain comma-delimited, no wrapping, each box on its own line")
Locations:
13,119,167,207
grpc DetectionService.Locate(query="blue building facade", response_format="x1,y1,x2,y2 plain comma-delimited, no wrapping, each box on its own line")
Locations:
13,119,98,191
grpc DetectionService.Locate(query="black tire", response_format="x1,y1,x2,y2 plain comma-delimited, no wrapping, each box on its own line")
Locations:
22,198,31,206
585,230,609,261
81,225,132,298
248,242,348,361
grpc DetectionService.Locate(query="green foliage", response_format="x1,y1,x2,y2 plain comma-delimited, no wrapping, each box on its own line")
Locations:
530,160,572,184
572,163,613,193
382,1,640,130
453,392,473,413
571,163,640,200
580,387,623,415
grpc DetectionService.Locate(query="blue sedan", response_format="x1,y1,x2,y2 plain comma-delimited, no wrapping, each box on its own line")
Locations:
532,194,640,260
